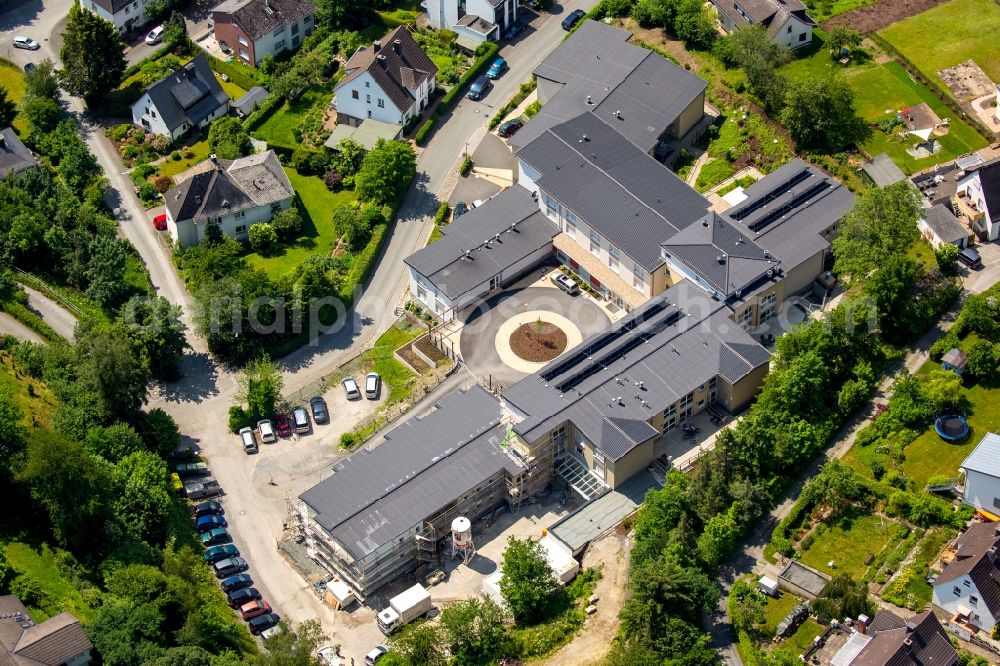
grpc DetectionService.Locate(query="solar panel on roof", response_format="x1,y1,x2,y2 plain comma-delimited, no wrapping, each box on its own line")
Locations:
745,182,831,232
729,168,811,221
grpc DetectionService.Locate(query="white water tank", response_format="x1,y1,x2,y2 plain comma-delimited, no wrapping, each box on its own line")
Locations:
452,517,472,548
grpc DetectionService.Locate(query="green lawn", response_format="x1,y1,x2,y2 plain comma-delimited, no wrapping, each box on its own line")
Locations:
245,167,357,279
762,591,804,636
808,0,878,21
696,158,735,192
3,542,96,623
0,59,28,135
0,354,58,431
799,513,895,580
156,138,211,179
879,0,1000,95
251,88,328,148
363,318,423,406
215,75,247,102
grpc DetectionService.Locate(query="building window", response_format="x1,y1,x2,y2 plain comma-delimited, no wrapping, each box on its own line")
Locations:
365,81,370,88
234,211,245,219
787,25,792,33
542,193,558,220
608,245,620,272
664,403,676,419
239,36,248,47
799,32,807,42
304,14,313,23
664,416,677,432
377,98,385,108
235,224,247,232
965,579,972,587
971,596,979,606
633,266,646,290
590,232,601,256
273,26,284,36
291,22,300,35
564,216,577,238
150,109,157,118
737,307,754,330
954,586,962,596
366,94,371,104
760,292,777,321
352,90,359,99
239,49,250,61
681,391,693,408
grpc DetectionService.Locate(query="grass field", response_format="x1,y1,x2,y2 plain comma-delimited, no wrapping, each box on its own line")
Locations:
808,0,879,21
251,88,328,148
215,75,247,102
0,59,28,135
2,542,96,623
799,512,895,579
879,0,1000,94
245,167,357,279
156,138,211,179
762,592,803,636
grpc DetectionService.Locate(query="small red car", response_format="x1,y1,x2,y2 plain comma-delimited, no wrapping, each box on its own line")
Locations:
274,413,292,438
152,213,167,230
240,599,271,621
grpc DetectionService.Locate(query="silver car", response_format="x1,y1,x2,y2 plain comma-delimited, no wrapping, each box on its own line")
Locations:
13,36,40,51
551,273,580,295
342,376,361,400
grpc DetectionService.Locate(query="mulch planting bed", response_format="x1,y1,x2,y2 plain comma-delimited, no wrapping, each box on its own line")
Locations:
509,322,567,363
822,0,952,34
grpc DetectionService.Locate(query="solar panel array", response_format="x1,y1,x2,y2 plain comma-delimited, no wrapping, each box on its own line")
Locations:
729,167,811,222
744,182,831,232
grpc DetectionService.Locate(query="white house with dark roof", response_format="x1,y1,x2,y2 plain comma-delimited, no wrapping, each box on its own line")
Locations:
960,432,1000,516
955,158,1000,241
425,0,517,47
0,595,92,666
710,0,816,48
130,55,230,140
0,128,39,178
212,0,315,67
918,203,969,249
333,26,437,128
932,521,1000,633
164,151,294,247
78,0,163,33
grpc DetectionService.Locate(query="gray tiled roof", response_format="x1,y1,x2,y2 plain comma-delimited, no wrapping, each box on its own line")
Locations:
0,128,38,178
922,204,967,245
0,597,92,666
90,0,131,13
232,86,269,116
712,0,816,35
861,153,906,188
600,417,659,461
336,26,437,114
404,186,557,302
517,113,709,270
213,0,314,41
502,280,770,452
300,387,521,560
142,55,229,134
853,611,957,666
513,20,705,153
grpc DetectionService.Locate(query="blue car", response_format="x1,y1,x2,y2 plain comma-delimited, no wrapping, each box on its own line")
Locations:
195,515,227,532
487,57,508,79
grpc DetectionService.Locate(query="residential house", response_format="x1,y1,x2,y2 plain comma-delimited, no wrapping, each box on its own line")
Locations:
333,26,437,128
163,151,294,247
918,203,969,249
131,55,230,140
425,0,517,48
0,128,39,178
829,609,957,666
960,432,1000,516
0,595,93,666
512,20,708,160
931,521,1000,633
212,0,315,67
860,153,906,189
955,158,1000,241
710,0,816,49
78,0,164,34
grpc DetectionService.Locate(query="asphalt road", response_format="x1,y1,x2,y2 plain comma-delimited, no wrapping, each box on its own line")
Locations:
21,285,77,341
0,312,44,344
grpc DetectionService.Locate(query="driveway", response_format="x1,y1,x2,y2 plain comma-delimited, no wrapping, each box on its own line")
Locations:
125,1,215,65
0,312,44,344
0,0,71,67
460,280,611,387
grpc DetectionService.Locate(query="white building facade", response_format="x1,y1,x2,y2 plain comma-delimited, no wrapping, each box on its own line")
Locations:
79,0,165,33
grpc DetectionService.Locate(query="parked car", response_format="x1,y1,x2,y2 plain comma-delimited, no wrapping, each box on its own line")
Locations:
203,544,240,564
453,202,467,219
176,462,209,477
23,62,35,73
318,646,343,666
184,479,222,500
200,527,232,547
310,396,329,424
551,273,580,295
258,419,276,444
487,57,508,79
227,586,261,609
213,556,248,579
467,75,491,101
498,118,522,138
261,625,285,641
342,377,361,400
145,25,165,45
365,373,381,400
152,213,168,230
292,406,310,433
221,573,253,593
13,36,40,50
958,246,983,270
196,515,227,532
193,501,223,518
562,8,585,30
239,426,258,454
274,413,292,437
240,599,272,621
503,21,524,40
248,613,281,635
364,645,389,666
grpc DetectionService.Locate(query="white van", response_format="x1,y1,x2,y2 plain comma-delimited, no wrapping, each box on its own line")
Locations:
145,25,165,45
257,420,276,444
238,427,258,454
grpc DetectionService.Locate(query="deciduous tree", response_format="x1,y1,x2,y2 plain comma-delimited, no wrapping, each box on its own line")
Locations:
354,139,416,205
0,86,16,128
499,536,556,624
833,182,921,280
780,76,869,151
120,295,189,379
208,116,252,160
439,597,509,664
234,356,283,423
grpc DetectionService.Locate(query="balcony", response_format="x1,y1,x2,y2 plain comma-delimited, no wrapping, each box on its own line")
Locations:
955,193,986,223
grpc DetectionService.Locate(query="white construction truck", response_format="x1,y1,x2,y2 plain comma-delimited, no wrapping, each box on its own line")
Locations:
376,584,432,635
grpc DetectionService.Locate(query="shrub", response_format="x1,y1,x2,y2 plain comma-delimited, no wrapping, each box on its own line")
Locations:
415,117,435,146
340,432,357,448
459,154,473,176
109,123,131,141
228,405,250,433
323,169,343,191
271,207,303,240
524,100,540,118
434,201,451,226
152,175,173,193
291,148,328,176
138,181,157,200
248,222,279,253
171,150,181,161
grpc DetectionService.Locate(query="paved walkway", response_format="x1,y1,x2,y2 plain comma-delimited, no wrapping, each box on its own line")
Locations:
20,285,77,341
0,313,44,345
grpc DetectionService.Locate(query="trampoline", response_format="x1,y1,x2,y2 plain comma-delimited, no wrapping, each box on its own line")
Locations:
935,414,969,441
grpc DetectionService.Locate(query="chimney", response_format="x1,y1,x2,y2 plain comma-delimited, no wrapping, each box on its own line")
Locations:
393,39,401,54
857,614,869,634
377,54,387,69
373,40,381,52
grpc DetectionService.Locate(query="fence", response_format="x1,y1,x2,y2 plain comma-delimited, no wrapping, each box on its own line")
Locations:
11,268,83,317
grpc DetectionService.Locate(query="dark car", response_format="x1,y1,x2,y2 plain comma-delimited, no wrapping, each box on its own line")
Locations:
221,573,254,593
274,413,293,437
453,202,467,219
193,501,224,518
467,75,491,101
195,515,227,532
200,527,232,547
248,613,281,635
562,8,585,30
958,246,983,270
503,21,524,40
227,586,262,609
203,544,240,564
498,118,523,138
309,396,329,424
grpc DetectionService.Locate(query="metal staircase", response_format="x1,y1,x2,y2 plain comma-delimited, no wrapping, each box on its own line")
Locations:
555,455,610,501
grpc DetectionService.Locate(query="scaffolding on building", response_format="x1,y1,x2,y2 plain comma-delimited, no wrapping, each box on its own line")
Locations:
415,522,437,563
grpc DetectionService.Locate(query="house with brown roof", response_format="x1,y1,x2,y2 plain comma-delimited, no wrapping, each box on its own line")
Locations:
932,521,1000,633
829,609,957,666
710,0,816,49
332,26,437,129
0,595,92,666
213,0,316,67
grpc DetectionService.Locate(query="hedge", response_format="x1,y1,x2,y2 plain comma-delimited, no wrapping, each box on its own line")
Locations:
339,223,389,303
488,78,537,130
415,117,436,146
203,52,260,92
439,42,499,110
